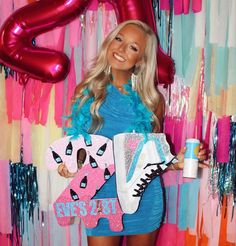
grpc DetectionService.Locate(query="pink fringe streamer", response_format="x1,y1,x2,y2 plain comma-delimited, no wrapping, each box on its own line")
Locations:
13,0,28,9
0,0,13,26
21,118,32,164
54,81,64,127
160,0,170,10
0,160,12,234
160,0,202,14
156,223,185,246
216,116,230,163
5,76,23,122
174,0,183,15
227,196,236,242
69,18,82,47
66,49,77,113
54,27,66,127
192,0,202,13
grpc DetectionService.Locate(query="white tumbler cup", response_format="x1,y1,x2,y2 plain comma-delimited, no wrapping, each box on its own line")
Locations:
183,138,200,178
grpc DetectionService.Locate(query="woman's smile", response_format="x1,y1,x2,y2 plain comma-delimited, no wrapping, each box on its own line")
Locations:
113,52,126,62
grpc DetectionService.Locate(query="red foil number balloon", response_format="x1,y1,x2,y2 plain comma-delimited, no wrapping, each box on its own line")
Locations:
0,0,174,85
0,0,91,83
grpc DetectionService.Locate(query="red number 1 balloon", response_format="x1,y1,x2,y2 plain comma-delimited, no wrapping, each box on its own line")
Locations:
0,0,91,83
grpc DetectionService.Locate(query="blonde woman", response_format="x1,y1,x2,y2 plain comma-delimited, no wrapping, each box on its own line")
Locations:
58,20,207,246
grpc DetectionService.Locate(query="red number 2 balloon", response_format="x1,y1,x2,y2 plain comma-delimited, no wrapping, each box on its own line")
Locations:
0,0,174,85
0,0,91,83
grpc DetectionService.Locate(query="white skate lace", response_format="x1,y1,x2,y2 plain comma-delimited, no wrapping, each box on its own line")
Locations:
132,156,178,197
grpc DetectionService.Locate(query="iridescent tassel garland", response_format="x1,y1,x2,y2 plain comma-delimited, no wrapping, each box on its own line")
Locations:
0,64,15,79
10,162,39,238
210,120,236,217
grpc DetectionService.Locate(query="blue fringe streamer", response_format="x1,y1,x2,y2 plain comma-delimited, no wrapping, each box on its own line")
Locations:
0,64,15,79
10,161,39,239
211,120,236,209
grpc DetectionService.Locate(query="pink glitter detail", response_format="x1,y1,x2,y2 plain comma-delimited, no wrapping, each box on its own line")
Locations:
53,165,123,231
126,139,139,151
46,135,124,231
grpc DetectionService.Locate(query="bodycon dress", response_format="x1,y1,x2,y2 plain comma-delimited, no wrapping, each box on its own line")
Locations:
74,84,164,236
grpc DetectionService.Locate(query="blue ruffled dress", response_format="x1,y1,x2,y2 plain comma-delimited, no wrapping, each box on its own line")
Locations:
70,84,164,236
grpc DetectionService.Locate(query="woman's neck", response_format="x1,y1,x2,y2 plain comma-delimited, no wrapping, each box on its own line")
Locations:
111,70,131,87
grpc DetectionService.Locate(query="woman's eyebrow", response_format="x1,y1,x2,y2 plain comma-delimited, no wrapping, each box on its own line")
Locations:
116,32,123,37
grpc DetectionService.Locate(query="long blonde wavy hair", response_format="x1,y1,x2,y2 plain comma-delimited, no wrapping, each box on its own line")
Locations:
72,19,162,133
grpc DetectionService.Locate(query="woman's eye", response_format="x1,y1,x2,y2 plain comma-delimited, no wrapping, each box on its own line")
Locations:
130,45,138,52
115,36,122,41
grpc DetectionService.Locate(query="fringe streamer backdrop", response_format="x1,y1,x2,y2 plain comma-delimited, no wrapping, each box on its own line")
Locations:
0,0,235,245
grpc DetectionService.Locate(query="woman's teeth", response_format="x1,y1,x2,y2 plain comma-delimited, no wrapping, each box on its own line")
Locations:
113,53,126,62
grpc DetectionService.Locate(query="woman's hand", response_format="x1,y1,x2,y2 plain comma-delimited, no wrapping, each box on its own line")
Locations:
57,163,77,178
171,143,209,170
